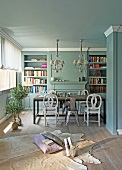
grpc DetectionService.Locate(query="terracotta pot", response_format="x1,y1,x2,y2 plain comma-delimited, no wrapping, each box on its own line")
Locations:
14,114,22,126
12,122,18,130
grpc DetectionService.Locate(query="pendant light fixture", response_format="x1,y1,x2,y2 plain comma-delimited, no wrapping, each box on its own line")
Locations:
50,39,64,73
73,40,88,72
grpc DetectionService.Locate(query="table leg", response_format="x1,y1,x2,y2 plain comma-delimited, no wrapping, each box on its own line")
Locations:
103,99,106,124
33,100,35,124
37,101,39,115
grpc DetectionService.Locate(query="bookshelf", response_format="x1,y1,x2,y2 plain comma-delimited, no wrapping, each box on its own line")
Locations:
88,55,107,94
23,55,47,93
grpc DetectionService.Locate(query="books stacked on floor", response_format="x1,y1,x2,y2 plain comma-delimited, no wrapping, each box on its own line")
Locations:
42,139,54,146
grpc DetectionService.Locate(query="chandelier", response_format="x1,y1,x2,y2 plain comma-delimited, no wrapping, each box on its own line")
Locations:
50,39,64,73
73,40,88,72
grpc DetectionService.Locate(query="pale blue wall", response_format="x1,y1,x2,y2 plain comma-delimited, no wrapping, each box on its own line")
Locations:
106,33,117,134
106,31,122,134
47,51,88,91
117,33,122,129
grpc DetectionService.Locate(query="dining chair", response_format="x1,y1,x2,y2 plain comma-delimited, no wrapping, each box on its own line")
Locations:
65,97,79,126
84,93,102,126
46,89,56,94
43,94,59,126
79,89,89,113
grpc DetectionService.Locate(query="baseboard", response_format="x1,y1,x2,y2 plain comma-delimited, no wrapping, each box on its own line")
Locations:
117,129,122,135
0,114,12,124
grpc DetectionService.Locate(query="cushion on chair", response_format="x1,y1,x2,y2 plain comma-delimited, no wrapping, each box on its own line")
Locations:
31,134,63,154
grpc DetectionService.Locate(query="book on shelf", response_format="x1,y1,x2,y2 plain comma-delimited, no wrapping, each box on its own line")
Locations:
95,70,101,76
34,71,38,76
34,79,40,84
89,56,106,63
100,57,104,62
89,85,106,93
24,85,46,93
24,70,34,76
89,70,101,76
38,71,41,76
94,64,100,68
24,77,47,85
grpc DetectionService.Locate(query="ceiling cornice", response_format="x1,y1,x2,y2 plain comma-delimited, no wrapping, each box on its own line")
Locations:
22,48,106,52
104,25,122,37
0,29,22,49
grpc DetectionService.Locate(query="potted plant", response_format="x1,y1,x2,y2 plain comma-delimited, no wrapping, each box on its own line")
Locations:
6,84,27,130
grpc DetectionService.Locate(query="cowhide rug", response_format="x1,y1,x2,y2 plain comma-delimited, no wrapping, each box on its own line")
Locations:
0,130,101,170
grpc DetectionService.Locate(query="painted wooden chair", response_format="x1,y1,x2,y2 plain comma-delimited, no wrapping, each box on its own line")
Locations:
43,94,59,126
84,93,102,126
79,89,89,113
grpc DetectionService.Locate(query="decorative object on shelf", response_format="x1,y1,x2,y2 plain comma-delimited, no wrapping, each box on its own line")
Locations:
82,77,85,81
73,40,88,72
51,77,55,82
50,39,65,73
41,63,47,68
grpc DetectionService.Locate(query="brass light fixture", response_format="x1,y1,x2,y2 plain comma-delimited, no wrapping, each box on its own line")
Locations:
73,40,88,72
50,39,64,73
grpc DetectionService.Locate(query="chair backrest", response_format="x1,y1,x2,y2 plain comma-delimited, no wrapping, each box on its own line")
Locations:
46,89,56,94
86,93,102,110
81,89,89,96
43,94,58,109
70,98,77,110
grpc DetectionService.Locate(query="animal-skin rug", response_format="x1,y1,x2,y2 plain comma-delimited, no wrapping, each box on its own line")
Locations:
0,131,101,170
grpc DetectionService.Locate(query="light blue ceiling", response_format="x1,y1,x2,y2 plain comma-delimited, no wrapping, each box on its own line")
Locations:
0,0,122,48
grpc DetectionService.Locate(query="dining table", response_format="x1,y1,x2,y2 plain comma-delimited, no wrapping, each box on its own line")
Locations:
33,94,106,124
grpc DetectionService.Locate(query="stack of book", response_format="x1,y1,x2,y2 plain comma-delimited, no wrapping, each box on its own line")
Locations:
42,139,54,146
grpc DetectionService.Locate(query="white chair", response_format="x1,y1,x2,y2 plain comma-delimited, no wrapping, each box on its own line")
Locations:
79,89,89,113
84,93,102,126
46,89,56,94
65,98,79,126
43,94,59,126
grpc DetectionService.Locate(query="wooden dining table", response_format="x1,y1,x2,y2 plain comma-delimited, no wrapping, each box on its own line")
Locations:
33,94,106,124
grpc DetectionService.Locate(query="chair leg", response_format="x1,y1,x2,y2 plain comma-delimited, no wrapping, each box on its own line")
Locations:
84,111,86,122
98,113,100,127
44,111,46,127
78,102,81,113
87,113,89,126
66,111,71,126
74,111,79,126
55,113,57,125
65,111,67,122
